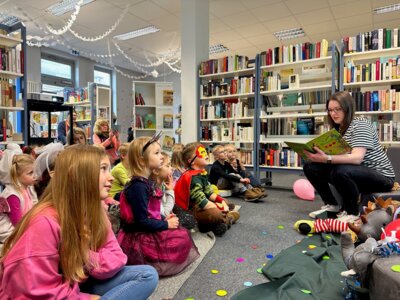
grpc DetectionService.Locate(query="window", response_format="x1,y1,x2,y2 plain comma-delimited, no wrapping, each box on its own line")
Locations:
41,54,74,94
94,67,111,86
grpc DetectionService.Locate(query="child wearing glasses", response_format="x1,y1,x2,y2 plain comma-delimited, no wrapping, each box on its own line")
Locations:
117,134,199,277
174,143,240,237
209,145,264,202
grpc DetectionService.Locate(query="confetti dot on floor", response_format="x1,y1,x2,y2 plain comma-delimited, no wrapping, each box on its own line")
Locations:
266,254,274,259
277,225,285,229
301,289,312,294
263,263,267,266
322,255,330,260
391,265,400,272
186,298,194,300
251,245,258,249
236,257,245,263
261,231,267,235
257,268,263,274
211,269,219,274
308,245,317,249
307,233,313,237
302,250,307,253
325,235,332,239
296,240,301,244
244,281,253,287
216,290,228,297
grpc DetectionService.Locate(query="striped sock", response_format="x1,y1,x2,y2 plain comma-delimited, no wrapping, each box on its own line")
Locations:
314,218,348,233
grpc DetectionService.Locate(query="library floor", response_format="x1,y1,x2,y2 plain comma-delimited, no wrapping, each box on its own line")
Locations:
174,178,323,300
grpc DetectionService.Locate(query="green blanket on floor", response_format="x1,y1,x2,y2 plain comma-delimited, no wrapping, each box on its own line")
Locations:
232,234,348,300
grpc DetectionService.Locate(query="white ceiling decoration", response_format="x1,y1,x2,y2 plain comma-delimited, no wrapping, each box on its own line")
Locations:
0,0,399,73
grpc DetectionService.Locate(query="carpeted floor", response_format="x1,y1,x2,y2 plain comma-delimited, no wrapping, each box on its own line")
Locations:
173,187,323,300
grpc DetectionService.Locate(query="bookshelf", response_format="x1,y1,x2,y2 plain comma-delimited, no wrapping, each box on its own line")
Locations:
341,28,400,145
132,81,174,151
63,82,111,143
0,22,26,146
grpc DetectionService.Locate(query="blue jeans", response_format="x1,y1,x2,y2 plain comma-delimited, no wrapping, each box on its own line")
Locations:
303,162,394,215
80,265,158,300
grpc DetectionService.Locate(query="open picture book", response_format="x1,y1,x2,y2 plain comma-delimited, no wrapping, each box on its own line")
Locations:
284,129,352,160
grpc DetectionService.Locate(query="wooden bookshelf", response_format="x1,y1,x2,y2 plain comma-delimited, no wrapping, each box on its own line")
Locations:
343,47,400,61
344,79,400,88
0,70,23,79
0,33,22,48
261,56,332,71
0,106,24,111
260,84,332,96
200,92,255,101
199,67,255,80
200,116,254,122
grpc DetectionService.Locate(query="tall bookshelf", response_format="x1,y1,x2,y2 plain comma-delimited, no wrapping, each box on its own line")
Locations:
198,55,257,168
0,22,26,146
341,29,400,146
63,82,111,144
132,81,174,151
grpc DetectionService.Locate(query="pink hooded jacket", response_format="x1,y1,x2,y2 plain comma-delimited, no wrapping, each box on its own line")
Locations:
0,207,127,299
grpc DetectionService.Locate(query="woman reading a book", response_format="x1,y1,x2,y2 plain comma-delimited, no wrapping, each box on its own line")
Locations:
303,91,395,222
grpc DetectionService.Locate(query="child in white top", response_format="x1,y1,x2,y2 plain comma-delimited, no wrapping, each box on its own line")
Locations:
152,152,174,217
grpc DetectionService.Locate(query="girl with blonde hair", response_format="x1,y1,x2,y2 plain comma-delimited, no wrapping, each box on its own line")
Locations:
93,119,120,165
0,145,158,299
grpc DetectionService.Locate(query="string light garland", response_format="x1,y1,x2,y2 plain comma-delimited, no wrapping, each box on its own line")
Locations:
46,0,83,35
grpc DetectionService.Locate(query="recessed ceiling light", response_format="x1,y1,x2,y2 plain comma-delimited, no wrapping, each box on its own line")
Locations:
209,44,229,54
373,3,400,14
46,0,96,16
0,13,20,27
273,27,305,41
113,26,160,41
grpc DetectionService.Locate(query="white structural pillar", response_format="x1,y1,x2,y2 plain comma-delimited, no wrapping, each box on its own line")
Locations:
181,0,209,144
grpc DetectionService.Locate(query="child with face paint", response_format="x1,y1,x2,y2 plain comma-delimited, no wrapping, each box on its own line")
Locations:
174,143,240,237
117,134,199,276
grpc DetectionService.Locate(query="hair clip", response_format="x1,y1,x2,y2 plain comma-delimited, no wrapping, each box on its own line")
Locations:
142,131,163,154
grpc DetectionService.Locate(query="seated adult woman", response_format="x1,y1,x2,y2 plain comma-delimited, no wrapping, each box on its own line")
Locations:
93,119,121,165
304,91,395,222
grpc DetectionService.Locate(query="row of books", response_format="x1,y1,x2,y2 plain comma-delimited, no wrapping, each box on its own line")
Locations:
208,149,253,166
201,76,255,98
261,73,281,91
135,114,156,129
263,91,332,108
75,106,91,121
0,118,11,142
0,78,17,107
260,39,329,66
0,45,23,74
201,124,254,142
374,120,400,142
200,100,253,120
260,117,328,136
259,147,303,168
134,92,145,105
343,28,400,54
344,57,400,83
351,89,400,112
63,87,88,103
199,55,250,75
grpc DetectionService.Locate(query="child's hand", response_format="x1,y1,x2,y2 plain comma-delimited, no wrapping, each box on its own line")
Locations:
222,200,229,212
240,178,250,184
166,213,179,229
204,201,217,210
165,174,174,190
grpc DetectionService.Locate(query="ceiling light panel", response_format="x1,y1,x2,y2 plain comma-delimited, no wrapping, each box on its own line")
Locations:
113,26,160,41
209,44,229,54
273,27,305,41
0,13,20,27
373,3,400,14
46,0,95,16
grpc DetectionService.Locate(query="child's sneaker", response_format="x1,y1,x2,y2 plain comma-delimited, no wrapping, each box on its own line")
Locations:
243,188,262,202
226,211,240,225
212,223,228,237
336,211,360,223
309,204,340,219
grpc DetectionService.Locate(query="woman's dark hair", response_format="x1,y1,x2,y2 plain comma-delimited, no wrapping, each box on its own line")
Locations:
326,91,355,134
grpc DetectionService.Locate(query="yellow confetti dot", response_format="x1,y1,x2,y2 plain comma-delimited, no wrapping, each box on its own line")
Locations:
263,263,267,266
216,289,228,297
308,245,317,249
307,233,313,237
211,269,219,274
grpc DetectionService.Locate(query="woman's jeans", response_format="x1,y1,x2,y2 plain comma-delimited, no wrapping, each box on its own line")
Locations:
303,162,394,215
80,265,158,300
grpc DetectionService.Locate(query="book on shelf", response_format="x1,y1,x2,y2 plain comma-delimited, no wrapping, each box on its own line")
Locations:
144,114,156,129
162,90,173,105
63,87,88,103
98,107,109,120
0,118,12,141
200,98,253,119
351,89,400,111
163,114,173,129
201,123,254,142
263,90,331,108
260,39,329,66
134,93,145,105
343,27,400,54
344,56,400,83
259,144,303,168
284,129,352,160
199,55,250,75
162,135,174,151
201,76,255,97
0,44,23,74
239,149,253,165
297,117,315,135
0,78,16,107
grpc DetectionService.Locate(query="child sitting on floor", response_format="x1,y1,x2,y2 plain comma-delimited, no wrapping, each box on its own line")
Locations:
171,143,185,184
117,134,199,276
174,143,240,236
0,148,38,249
109,143,130,200
225,144,266,196
209,145,263,202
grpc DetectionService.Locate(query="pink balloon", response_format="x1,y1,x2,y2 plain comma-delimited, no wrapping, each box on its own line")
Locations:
293,179,315,201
